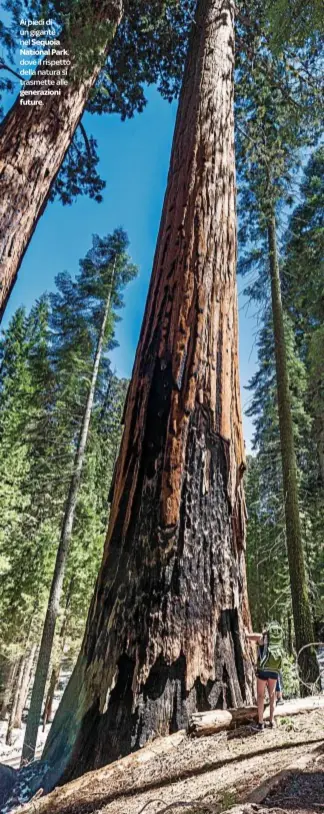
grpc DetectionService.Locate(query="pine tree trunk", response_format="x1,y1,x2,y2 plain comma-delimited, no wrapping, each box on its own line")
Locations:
43,0,253,790
6,656,26,745
13,644,37,730
316,419,324,485
0,0,122,320
267,215,319,693
21,279,115,765
43,664,60,730
287,614,293,657
43,588,72,731
0,658,18,720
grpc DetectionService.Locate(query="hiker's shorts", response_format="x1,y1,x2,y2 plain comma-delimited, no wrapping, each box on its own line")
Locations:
256,669,279,681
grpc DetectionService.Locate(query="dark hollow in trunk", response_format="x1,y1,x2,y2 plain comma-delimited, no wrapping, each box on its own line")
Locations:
42,0,253,788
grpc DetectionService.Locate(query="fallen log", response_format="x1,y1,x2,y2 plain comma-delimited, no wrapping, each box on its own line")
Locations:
264,695,324,719
229,706,258,725
189,695,324,737
189,709,233,737
4,730,187,814
17,731,324,814
189,706,259,737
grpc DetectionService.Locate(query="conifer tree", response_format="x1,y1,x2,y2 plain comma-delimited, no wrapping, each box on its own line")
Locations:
235,7,322,688
0,235,133,752
22,229,137,763
245,310,318,636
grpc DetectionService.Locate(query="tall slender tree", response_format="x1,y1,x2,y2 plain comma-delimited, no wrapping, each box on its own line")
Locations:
235,26,321,688
282,147,324,484
245,309,317,636
21,230,137,764
42,0,253,789
0,300,129,749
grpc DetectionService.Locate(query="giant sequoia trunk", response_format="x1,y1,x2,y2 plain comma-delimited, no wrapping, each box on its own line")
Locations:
268,216,319,693
0,0,122,320
42,0,253,789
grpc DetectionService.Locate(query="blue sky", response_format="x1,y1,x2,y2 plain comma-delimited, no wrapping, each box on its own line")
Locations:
2,85,259,452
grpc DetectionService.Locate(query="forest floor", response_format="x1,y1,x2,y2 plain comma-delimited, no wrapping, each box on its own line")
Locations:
15,704,324,814
261,749,324,814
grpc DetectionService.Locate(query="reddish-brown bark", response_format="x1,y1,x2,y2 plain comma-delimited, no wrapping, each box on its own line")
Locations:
42,0,253,790
0,0,123,320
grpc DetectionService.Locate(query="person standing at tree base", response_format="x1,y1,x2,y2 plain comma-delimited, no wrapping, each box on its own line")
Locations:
246,622,284,731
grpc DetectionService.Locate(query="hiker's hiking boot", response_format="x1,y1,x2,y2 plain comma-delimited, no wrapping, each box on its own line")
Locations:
269,720,276,728
251,722,264,733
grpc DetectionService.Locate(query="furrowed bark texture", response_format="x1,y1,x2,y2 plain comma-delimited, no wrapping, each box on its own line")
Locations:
43,0,253,788
268,217,319,693
0,0,123,320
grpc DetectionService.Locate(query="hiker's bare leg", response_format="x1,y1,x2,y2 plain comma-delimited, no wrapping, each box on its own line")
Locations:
268,678,277,723
257,677,266,724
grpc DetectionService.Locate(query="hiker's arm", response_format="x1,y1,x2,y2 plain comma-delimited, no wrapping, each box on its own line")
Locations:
245,631,263,643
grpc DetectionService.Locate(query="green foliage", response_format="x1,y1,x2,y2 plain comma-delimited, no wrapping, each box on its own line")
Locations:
236,0,322,237
281,654,299,698
245,153,324,641
282,149,324,623
282,146,324,344
49,130,105,206
264,0,323,52
1,0,195,203
0,228,135,674
236,5,323,657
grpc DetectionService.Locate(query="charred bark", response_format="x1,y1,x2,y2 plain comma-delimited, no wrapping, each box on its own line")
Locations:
0,0,122,320
43,0,253,788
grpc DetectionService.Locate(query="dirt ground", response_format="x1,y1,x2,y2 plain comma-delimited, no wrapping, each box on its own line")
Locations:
95,712,324,814
18,708,324,814
263,751,324,814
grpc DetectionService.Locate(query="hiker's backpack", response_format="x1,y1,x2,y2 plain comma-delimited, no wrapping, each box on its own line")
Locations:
258,621,283,672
